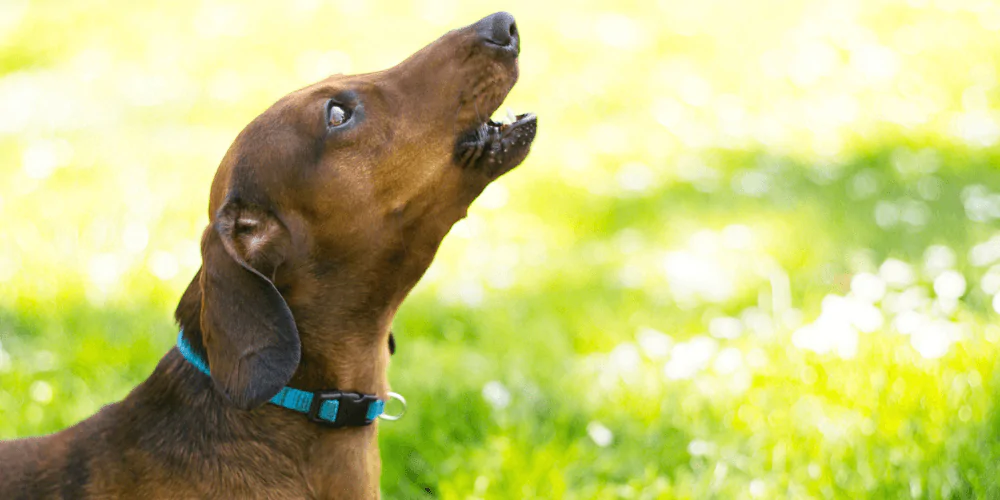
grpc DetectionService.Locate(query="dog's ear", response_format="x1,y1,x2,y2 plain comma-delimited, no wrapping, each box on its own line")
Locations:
198,198,300,410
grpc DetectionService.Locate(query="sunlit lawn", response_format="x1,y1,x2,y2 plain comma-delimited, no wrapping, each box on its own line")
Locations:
3,1,1000,498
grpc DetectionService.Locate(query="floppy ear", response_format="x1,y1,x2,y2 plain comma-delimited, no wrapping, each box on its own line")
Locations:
199,199,300,410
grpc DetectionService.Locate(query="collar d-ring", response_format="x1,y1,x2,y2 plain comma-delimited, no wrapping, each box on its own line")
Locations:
379,391,407,421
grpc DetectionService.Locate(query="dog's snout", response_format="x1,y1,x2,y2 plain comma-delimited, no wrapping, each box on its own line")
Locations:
474,12,519,56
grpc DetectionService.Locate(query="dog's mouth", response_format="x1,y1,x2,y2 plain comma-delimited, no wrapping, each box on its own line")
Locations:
454,108,538,179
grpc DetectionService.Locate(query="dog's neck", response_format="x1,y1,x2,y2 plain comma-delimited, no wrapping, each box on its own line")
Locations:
171,273,388,497
289,316,393,397
174,273,393,398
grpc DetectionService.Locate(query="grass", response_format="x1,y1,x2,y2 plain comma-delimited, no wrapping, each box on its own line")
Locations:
3,0,1000,498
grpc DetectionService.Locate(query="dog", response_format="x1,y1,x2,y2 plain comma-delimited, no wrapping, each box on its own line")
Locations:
0,12,536,499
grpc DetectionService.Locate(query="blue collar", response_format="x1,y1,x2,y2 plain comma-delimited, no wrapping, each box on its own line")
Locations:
176,331,385,427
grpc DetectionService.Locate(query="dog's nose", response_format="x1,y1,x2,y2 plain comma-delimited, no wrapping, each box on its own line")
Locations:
474,12,519,56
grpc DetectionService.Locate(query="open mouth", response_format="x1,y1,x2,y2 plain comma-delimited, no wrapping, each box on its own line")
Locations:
454,108,538,179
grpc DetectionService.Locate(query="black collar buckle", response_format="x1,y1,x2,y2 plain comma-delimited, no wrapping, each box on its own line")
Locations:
308,391,380,428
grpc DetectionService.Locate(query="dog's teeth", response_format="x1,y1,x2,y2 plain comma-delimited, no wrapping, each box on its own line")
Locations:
490,108,518,127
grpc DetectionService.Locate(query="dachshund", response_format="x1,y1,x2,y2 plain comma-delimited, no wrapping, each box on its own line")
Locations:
0,11,536,499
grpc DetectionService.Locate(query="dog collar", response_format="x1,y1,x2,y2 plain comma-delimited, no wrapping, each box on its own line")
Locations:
176,331,402,428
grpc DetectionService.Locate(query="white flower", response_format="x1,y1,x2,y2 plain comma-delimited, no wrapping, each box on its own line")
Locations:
933,271,966,299
586,421,613,447
481,381,511,410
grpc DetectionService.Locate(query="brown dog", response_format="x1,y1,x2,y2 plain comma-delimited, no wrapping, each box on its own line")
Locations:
0,12,536,499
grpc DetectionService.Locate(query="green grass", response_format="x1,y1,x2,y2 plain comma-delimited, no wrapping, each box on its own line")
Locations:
3,1,1000,498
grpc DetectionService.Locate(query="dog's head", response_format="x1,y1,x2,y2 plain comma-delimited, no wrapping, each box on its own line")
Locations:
180,12,536,409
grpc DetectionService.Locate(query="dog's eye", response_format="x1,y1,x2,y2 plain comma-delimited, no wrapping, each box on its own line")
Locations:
328,103,352,127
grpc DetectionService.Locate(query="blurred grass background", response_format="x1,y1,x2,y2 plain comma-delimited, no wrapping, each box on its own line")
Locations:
2,0,1000,498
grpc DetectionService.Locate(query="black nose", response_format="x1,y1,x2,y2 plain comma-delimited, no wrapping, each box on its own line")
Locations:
474,12,519,55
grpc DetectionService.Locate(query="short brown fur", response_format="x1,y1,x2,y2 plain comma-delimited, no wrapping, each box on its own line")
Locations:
0,12,536,499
